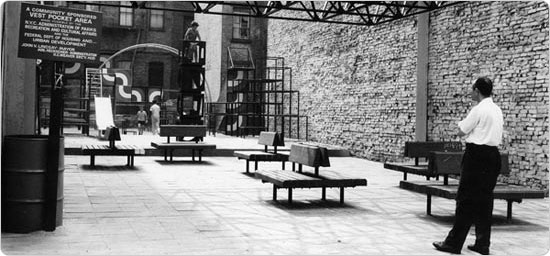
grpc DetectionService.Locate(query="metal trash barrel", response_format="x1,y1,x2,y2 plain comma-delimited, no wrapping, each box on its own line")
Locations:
1,135,64,233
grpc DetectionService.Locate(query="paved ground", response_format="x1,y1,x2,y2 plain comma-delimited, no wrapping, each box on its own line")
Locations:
1,135,549,255
61,128,349,156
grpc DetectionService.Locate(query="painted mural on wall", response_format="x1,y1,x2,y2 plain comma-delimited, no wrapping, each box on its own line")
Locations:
65,61,161,104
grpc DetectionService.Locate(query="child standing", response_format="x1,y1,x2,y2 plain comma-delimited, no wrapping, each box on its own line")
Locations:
136,106,148,135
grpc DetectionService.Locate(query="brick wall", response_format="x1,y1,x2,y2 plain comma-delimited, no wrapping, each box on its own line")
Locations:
268,17,419,161
267,1,549,188
428,2,549,189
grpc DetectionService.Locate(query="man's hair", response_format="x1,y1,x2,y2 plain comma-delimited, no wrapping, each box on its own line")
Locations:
191,21,199,27
473,77,493,97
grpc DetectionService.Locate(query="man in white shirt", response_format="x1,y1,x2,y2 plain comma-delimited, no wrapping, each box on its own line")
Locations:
150,100,161,135
433,77,503,255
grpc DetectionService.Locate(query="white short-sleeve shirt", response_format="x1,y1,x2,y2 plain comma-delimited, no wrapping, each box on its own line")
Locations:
150,104,161,118
458,97,503,147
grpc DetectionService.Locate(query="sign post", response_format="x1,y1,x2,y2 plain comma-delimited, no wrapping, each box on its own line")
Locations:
44,60,63,231
17,3,102,231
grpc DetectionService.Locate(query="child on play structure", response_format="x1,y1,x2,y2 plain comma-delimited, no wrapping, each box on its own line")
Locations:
184,21,201,62
136,106,148,135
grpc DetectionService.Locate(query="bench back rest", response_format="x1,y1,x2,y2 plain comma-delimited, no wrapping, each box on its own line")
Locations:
288,143,330,168
257,132,285,148
160,125,207,137
428,152,510,175
404,141,463,158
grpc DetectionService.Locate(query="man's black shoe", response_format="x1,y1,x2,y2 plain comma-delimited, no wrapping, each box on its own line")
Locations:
433,241,461,254
467,244,489,255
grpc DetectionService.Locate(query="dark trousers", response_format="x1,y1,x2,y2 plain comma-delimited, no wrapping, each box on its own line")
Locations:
445,143,501,249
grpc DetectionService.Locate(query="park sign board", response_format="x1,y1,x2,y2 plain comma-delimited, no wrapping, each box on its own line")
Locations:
18,3,102,63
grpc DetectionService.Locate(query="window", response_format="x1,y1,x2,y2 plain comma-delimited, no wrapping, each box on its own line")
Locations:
148,62,164,87
149,2,164,30
232,8,250,40
86,1,99,12
119,1,133,27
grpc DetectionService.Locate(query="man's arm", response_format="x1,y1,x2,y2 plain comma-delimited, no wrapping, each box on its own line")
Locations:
457,107,478,137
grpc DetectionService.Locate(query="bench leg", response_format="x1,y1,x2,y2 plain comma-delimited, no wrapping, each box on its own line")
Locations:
288,188,293,204
199,150,202,162
273,185,277,201
321,187,326,201
427,194,432,216
90,155,95,167
436,175,440,181
164,149,167,161
403,172,407,180
340,187,344,204
443,175,449,185
292,162,295,172
246,160,250,173
131,155,134,166
506,200,513,222
254,161,258,171
127,155,130,166
426,176,430,181
170,149,174,162
282,161,285,170
192,149,195,161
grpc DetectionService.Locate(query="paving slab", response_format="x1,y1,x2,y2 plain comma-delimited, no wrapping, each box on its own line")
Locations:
1,154,548,255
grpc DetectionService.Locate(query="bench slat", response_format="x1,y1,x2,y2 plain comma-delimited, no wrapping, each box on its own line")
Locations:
404,141,462,158
288,144,330,167
151,142,216,150
429,152,510,175
256,169,367,188
160,125,206,137
257,132,284,147
234,151,289,161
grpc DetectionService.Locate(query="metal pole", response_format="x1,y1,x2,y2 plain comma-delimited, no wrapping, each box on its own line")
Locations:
44,61,64,231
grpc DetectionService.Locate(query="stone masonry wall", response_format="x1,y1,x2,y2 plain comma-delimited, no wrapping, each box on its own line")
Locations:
268,18,418,161
267,1,549,188
428,2,549,189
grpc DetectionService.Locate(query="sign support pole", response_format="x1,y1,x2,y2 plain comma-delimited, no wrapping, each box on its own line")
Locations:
44,60,64,231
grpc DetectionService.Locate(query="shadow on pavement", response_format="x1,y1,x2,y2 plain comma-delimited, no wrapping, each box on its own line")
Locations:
267,199,371,214
81,165,141,171
154,160,215,165
422,213,547,229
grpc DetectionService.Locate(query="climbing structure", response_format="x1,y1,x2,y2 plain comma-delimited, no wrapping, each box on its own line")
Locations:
207,48,308,140
159,40,206,127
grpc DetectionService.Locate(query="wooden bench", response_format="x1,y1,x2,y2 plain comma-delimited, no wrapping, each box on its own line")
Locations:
152,125,216,162
150,142,216,162
400,152,546,221
255,143,367,204
160,125,207,143
81,145,144,167
233,132,289,173
384,141,462,180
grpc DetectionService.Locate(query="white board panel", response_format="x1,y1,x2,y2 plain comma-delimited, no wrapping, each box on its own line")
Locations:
94,97,114,130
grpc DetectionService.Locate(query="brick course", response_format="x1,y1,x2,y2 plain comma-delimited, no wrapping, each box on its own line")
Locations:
267,1,548,188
